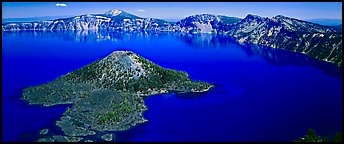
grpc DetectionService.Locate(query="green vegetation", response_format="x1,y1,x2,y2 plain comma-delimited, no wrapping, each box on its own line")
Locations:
98,100,135,125
66,60,100,83
295,128,342,142
98,111,122,124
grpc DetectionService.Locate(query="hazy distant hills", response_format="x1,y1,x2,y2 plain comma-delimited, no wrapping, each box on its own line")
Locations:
303,18,342,26
2,9,342,66
2,15,74,24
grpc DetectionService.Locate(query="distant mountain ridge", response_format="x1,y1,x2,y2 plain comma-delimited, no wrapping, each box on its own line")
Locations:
2,9,342,66
304,18,342,26
2,15,74,24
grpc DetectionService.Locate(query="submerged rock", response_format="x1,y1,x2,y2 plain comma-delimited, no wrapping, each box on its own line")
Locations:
37,137,54,142
101,133,114,141
52,135,83,142
39,129,49,135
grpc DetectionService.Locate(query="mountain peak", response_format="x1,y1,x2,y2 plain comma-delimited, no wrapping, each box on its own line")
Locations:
245,14,265,20
105,9,123,16
272,15,291,20
108,50,133,58
111,50,132,54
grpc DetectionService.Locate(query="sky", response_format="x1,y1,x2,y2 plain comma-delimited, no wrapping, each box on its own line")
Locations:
2,2,342,20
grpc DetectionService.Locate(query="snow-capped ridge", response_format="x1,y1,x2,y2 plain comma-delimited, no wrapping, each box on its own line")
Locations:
105,9,123,16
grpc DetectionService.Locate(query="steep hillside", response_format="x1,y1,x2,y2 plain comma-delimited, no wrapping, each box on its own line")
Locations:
226,14,342,66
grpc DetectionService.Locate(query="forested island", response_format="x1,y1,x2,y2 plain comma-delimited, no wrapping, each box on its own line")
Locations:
22,50,213,142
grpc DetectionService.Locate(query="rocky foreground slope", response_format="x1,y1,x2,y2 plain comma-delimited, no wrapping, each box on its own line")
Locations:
22,50,213,142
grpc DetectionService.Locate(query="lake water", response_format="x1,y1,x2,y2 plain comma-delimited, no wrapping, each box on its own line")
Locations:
2,31,342,142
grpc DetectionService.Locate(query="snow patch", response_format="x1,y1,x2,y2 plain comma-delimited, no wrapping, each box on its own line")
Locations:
95,16,111,22
105,10,122,16
268,28,273,36
194,22,213,33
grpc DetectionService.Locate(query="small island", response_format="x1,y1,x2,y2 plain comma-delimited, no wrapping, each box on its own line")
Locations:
23,50,213,142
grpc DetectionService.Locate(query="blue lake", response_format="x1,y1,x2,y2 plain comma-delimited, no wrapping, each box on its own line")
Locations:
2,31,342,142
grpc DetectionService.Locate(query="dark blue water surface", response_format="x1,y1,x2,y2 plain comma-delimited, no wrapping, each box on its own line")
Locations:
2,31,342,142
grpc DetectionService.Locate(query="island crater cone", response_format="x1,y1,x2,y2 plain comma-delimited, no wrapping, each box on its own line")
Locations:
23,50,213,142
